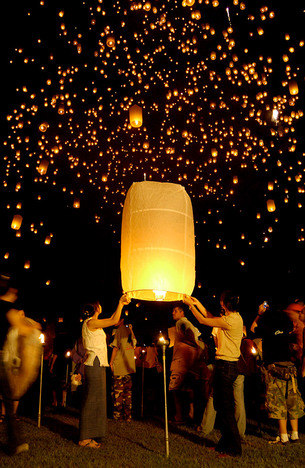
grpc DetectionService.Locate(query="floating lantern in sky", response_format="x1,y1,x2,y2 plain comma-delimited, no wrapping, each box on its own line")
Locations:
44,236,51,245
39,122,49,132
11,214,23,230
24,260,31,269
106,35,115,48
267,199,276,212
121,181,195,301
289,80,299,95
73,197,80,208
38,159,49,175
129,104,143,128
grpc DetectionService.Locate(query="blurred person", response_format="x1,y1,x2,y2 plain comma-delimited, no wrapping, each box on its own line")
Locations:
49,320,70,409
109,318,137,421
79,293,130,449
169,304,203,424
0,289,41,455
251,302,305,445
184,291,243,457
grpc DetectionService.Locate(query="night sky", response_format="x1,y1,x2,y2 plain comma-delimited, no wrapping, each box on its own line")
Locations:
1,0,305,338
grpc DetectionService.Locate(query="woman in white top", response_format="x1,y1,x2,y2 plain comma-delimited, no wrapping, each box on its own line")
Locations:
79,293,130,448
184,291,243,457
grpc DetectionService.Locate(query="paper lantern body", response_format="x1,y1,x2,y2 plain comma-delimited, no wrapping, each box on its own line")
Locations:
129,104,143,128
11,214,23,230
267,199,276,212
289,80,299,96
121,181,195,301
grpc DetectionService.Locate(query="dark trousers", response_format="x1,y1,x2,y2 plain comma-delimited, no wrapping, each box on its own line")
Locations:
213,360,241,456
0,352,25,453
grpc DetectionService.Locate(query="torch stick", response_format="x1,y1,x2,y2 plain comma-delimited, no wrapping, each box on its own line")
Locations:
38,333,44,428
159,337,169,458
141,359,145,418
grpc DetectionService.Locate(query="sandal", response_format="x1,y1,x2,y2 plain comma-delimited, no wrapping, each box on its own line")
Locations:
78,439,101,449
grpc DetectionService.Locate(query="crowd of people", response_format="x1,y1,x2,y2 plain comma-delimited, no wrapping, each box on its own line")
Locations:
1,281,305,459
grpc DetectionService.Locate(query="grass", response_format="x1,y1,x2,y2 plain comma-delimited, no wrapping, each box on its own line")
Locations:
1,410,305,468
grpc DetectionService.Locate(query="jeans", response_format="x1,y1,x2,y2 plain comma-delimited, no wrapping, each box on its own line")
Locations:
213,360,242,455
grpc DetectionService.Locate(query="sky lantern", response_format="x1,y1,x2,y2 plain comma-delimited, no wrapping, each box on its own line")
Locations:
44,235,51,245
129,104,143,128
106,35,115,48
73,197,80,208
39,122,49,132
289,80,299,95
268,181,274,191
121,181,195,301
11,214,23,230
24,260,31,269
267,199,276,212
38,159,49,175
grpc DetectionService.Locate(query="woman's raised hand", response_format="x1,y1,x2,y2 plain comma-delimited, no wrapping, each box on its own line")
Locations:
120,293,131,305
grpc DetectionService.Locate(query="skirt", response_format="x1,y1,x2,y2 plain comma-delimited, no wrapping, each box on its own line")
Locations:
79,357,107,440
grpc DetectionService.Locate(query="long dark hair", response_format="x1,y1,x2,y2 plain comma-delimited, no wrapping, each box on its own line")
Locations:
220,290,240,312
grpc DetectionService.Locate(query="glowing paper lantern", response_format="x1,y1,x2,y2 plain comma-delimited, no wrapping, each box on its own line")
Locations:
289,80,299,95
267,199,276,212
121,181,195,301
11,214,23,230
129,104,143,128
73,197,80,208
37,159,49,175
106,35,115,48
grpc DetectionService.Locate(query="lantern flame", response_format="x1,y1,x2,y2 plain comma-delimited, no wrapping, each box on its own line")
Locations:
39,333,45,344
153,290,167,301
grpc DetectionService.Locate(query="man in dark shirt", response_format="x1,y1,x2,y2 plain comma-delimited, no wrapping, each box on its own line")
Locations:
252,303,304,445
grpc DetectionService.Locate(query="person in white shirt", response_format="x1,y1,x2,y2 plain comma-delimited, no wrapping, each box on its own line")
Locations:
79,293,130,449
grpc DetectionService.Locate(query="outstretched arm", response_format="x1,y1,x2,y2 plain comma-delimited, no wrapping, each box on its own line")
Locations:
183,295,231,330
88,294,130,330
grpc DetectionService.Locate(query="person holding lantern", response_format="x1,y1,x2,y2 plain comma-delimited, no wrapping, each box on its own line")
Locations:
183,291,243,457
79,293,130,449
109,318,137,421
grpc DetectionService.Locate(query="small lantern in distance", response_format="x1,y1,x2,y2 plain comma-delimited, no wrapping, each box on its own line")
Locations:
129,104,143,128
267,199,276,212
289,80,299,96
11,214,23,230
38,159,49,175
106,35,115,48
73,198,80,208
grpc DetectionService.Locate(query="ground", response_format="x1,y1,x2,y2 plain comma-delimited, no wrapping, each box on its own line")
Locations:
1,409,305,467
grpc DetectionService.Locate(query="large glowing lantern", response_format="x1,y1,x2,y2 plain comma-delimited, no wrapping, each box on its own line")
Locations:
129,104,143,128
121,181,195,301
